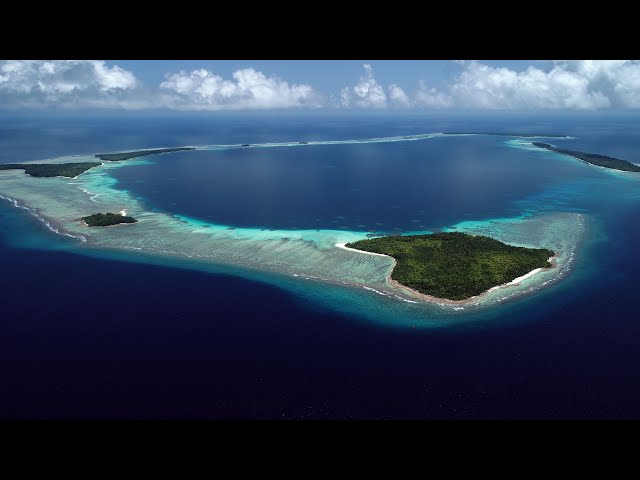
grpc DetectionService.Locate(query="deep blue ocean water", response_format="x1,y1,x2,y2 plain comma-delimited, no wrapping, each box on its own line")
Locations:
1,111,640,419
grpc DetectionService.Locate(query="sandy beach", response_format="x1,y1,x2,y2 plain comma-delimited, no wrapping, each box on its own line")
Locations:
335,243,391,257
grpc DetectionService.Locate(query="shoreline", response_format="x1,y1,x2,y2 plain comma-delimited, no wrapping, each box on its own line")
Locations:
81,220,137,228
2,187,571,311
530,142,640,174
335,243,391,257
386,255,559,305
0,193,87,242
339,241,560,305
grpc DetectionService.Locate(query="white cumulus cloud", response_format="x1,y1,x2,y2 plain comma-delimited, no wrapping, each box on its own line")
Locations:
159,68,322,110
0,60,138,105
388,84,411,107
448,60,640,110
340,65,450,109
340,64,387,108
415,80,452,108
0,60,141,109
339,60,640,111
4,60,640,111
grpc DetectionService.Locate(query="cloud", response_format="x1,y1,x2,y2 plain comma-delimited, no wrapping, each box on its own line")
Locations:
553,60,640,108
340,64,387,108
388,84,411,107
0,61,321,111
415,80,452,108
4,60,640,111
448,60,640,110
340,60,640,111
159,68,322,110
0,60,139,108
338,64,450,109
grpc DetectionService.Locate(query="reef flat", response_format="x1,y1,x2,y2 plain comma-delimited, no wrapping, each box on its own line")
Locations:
0,135,589,318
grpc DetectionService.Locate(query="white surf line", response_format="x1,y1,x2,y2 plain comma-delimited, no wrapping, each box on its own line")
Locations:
362,286,388,296
335,243,391,257
0,193,86,243
393,294,419,304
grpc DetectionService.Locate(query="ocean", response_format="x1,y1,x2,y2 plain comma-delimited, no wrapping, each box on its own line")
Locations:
1,111,639,418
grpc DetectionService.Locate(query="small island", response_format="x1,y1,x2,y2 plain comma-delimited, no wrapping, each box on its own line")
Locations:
95,147,195,162
0,162,101,178
0,147,198,178
345,232,555,301
82,212,138,227
532,142,640,172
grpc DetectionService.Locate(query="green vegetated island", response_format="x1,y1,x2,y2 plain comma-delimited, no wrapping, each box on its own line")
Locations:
94,147,195,162
0,162,102,178
346,232,555,301
532,142,640,172
0,147,196,179
82,212,138,227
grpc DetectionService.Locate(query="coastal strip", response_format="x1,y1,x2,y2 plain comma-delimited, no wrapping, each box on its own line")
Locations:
95,147,195,162
443,132,569,138
335,243,391,257
0,162,101,178
531,142,640,173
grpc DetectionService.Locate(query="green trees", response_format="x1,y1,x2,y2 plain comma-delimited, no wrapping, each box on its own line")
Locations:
532,142,640,172
82,213,138,227
95,147,194,161
0,163,101,177
346,232,554,300
0,147,196,178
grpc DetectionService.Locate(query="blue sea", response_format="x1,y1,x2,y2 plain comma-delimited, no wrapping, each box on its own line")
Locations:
1,110,640,419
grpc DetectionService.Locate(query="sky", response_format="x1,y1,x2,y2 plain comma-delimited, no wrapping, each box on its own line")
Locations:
1,60,640,112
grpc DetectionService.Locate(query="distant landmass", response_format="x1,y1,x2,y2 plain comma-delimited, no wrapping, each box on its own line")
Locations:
346,232,554,301
0,162,101,178
82,212,138,227
0,147,196,179
532,142,640,172
95,147,195,162
444,132,568,138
